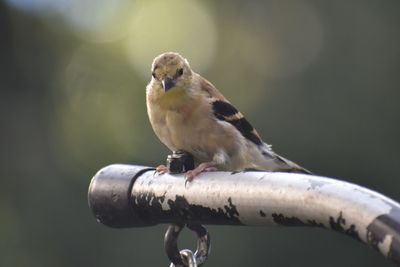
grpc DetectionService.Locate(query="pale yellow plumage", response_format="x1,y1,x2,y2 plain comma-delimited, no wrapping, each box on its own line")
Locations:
146,52,310,180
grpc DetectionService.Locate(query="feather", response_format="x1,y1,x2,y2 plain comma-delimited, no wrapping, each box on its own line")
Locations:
211,100,263,146
197,76,263,146
146,52,311,180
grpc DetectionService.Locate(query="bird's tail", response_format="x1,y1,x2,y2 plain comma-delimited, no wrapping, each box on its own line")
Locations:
253,155,312,174
252,143,312,174
274,154,313,175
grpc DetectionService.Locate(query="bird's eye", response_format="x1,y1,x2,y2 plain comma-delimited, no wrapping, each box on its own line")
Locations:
152,72,156,79
177,68,184,77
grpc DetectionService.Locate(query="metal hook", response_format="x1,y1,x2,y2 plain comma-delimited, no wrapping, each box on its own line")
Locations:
187,223,211,265
165,223,211,267
169,249,197,267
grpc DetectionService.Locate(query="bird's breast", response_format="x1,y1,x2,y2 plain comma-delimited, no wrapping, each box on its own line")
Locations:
148,96,249,168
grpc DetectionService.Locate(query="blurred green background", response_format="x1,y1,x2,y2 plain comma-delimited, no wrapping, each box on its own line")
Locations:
1,0,399,266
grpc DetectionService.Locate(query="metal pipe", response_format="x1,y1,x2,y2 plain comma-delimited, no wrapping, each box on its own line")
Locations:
88,164,400,266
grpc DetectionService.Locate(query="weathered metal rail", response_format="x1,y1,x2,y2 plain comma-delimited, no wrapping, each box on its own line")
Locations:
88,164,400,266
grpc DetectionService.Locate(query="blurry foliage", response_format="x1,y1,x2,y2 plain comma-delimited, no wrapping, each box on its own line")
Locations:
0,0,399,266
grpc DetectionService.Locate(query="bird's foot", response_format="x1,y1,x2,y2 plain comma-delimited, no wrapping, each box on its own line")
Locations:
185,162,217,184
154,164,169,176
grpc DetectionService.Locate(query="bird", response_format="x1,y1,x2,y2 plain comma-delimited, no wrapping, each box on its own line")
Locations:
146,52,311,182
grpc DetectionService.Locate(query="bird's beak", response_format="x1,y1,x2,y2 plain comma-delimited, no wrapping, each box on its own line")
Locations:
162,77,175,91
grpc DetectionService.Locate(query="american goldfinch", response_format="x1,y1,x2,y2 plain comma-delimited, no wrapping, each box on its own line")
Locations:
146,52,310,181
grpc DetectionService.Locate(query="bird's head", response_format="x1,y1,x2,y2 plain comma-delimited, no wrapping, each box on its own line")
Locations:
150,52,192,93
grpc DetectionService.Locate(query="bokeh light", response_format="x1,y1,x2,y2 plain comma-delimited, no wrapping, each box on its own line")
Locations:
239,1,324,78
57,0,136,43
4,0,58,14
126,0,218,78
53,44,152,170
5,0,137,42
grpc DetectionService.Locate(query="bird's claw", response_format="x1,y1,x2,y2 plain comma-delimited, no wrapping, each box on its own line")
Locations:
154,162,217,187
154,165,169,176
184,164,217,187
184,171,195,188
